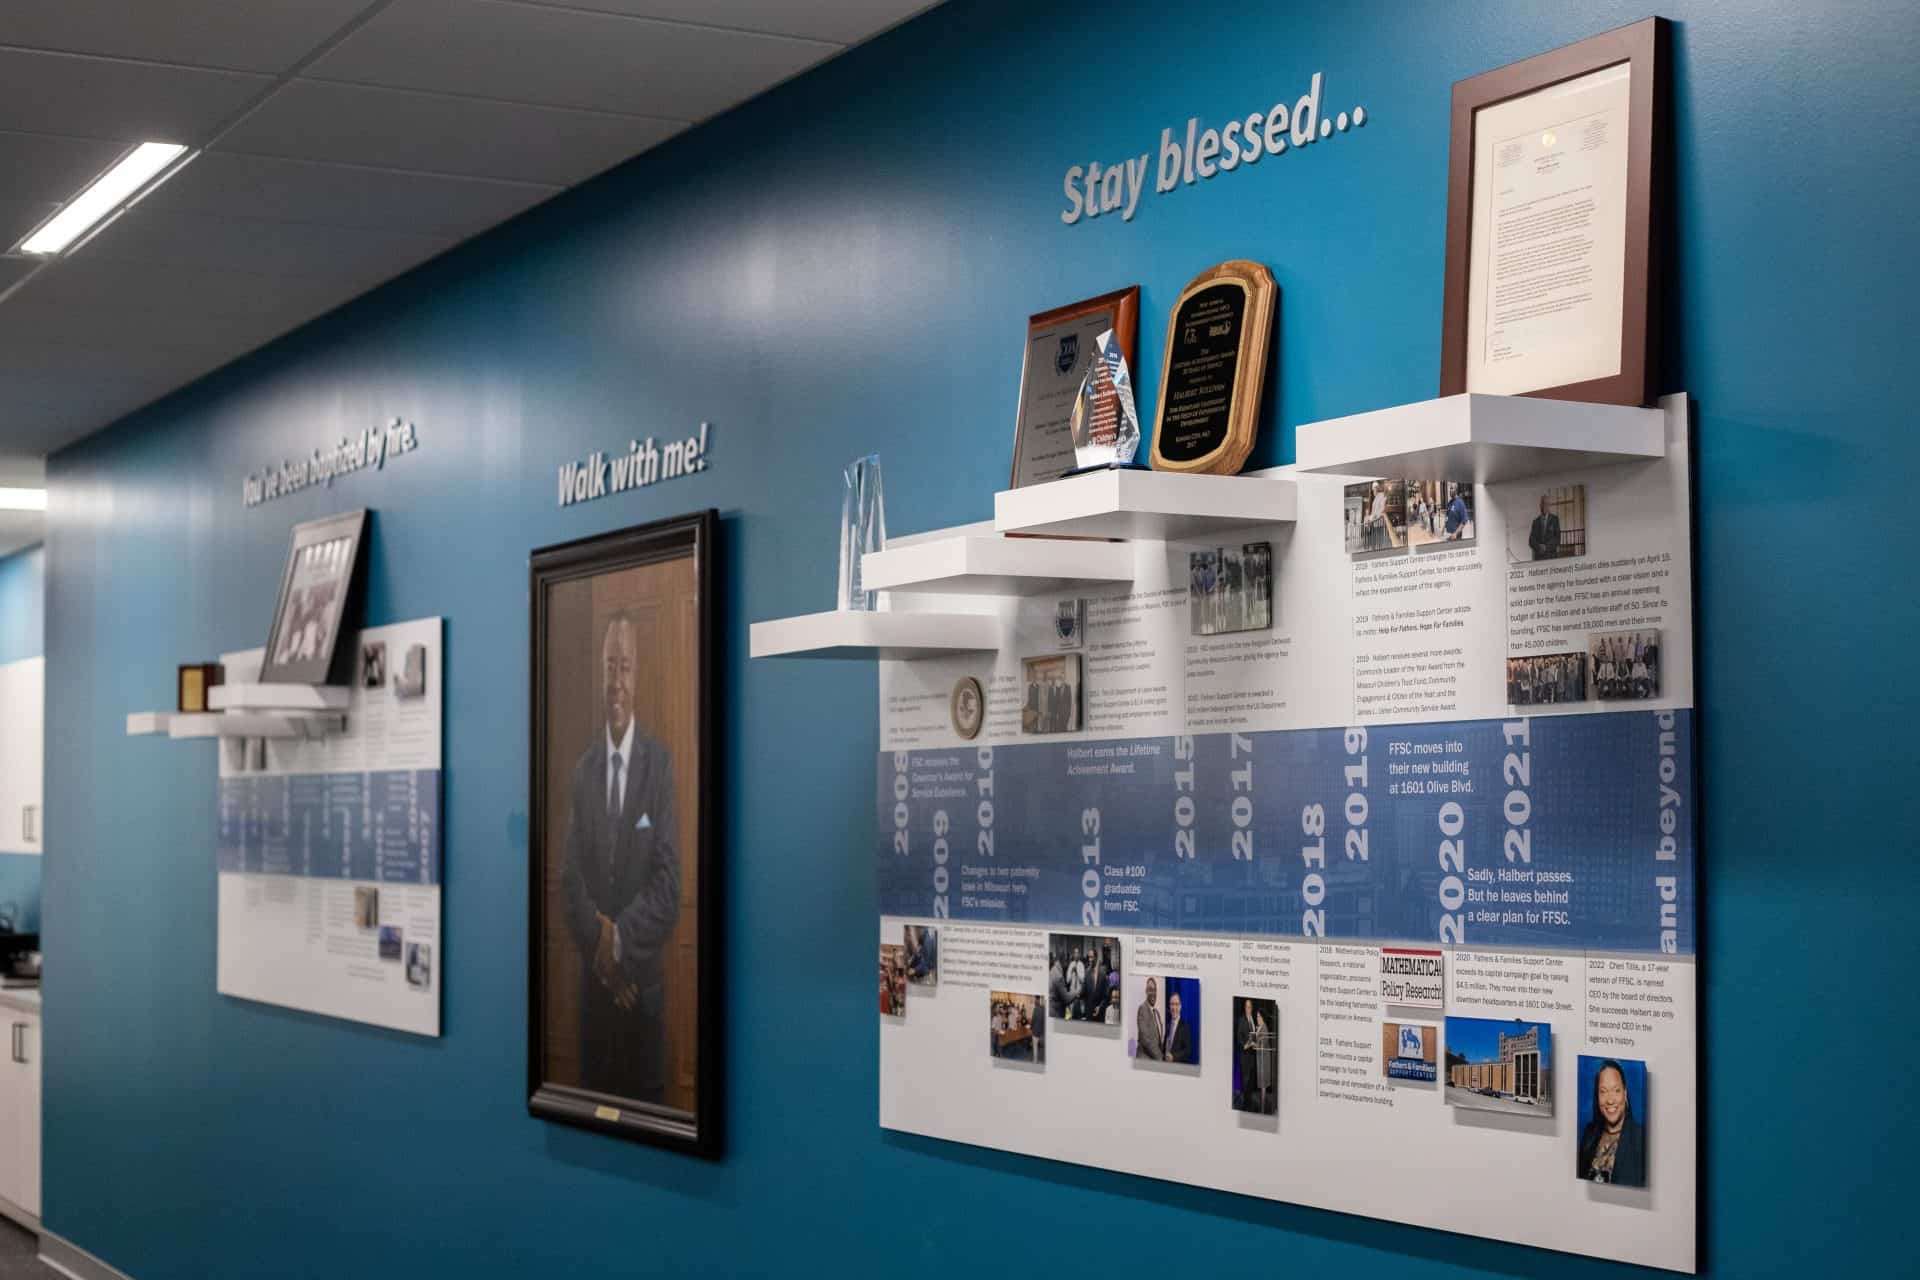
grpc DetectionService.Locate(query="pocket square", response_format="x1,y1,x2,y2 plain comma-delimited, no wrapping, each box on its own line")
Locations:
635,813,652,830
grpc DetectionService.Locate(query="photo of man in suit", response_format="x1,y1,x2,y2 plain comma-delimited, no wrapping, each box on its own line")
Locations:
1164,989,1193,1064
561,612,682,1105
1529,494,1562,560
1135,976,1164,1060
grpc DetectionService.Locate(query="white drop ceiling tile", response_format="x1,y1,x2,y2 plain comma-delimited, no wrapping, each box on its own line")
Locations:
0,131,130,209
306,0,829,120
0,301,290,358
76,207,457,284
0,1,376,74
18,255,354,321
148,150,559,239
0,258,39,295
0,48,270,144
504,0,937,44
218,79,684,185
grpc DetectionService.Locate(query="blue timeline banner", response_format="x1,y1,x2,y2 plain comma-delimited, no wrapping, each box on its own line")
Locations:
218,768,440,885
877,710,1692,955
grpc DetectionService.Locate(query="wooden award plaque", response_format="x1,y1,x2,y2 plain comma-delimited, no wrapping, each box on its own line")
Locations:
1148,260,1277,476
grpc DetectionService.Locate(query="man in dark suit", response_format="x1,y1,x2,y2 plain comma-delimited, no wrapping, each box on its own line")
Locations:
1164,988,1193,1064
1236,999,1258,1108
562,612,681,1105
1528,496,1561,560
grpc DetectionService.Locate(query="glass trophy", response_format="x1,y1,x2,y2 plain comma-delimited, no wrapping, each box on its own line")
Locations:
1066,329,1143,474
838,454,886,611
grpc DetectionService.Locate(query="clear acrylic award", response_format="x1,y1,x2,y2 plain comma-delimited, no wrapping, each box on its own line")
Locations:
838,454,886,610
1067,329,1142,473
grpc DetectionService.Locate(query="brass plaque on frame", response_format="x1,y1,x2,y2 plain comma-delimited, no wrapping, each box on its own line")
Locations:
1148,261,1276,476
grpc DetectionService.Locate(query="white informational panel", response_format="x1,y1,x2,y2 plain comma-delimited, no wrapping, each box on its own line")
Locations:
875,399,1696,1271
215,618,442,1037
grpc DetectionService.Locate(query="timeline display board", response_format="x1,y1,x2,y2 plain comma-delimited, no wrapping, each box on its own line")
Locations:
216,618,442,1037
875,400,1695,1271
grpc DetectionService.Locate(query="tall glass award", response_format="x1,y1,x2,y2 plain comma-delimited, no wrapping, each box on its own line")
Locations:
838,454,886,611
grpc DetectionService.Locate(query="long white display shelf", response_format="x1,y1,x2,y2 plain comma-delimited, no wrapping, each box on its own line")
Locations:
126,679,351,740
862,534,1134,596
1293,393,1666,482
749,609,1001,660
208,682,350,712
994,468,1297,541
164,711,346,740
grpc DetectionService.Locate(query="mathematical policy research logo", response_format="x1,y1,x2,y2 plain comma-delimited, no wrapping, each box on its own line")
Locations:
1056,332,1078,375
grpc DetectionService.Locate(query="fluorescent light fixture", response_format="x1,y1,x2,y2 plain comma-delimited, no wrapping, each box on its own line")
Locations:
18,142,189,256
0,488,47,511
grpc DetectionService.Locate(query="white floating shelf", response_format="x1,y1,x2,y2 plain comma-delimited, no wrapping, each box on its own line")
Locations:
165,711,347,740
208,682,350,712
862,535,1134,596
994,469,1297,541
126,711,173,736
750,609,1002,660
1294,393,1665,482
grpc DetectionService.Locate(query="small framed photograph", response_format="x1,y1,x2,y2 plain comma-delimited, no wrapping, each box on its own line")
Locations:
1405,481,1475,548
1054,597,1086,649
396,643,428,698
1576,1055,1648,1186
261,510,368,686
1232,997,1279,1113
1513,484,1588,561
902,925,938,987
1045,933,1122,1025
378,926,403,961
1021,653,1081,734
353,886,379,931
405,942,433,990
988,992,1045,1064
529,511,719,1158
1506,651,1587,705
1589,627,1660,700
1126,973,1200,1065
1344,480,1406,554
1189,542,1272,635
878,944,907,1017
1443,1016,1553,1116
1381,1021,1439,1083
360,642,387,690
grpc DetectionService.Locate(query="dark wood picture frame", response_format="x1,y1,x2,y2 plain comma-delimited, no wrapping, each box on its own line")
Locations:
528,510,721,1158
1009,286,1141,487
259,509,368,686
1440,17,1669,406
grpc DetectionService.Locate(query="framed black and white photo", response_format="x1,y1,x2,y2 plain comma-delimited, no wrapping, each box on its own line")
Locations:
528,510,720,1158
260,509,368,685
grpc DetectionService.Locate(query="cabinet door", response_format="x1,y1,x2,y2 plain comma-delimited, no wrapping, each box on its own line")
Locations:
14,1017,37,1218
0,657,44,854
0,1021,24,1213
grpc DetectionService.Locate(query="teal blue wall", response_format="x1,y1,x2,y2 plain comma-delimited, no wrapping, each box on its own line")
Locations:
0,543,41,666
40,2,1917,1277
0,544,43,933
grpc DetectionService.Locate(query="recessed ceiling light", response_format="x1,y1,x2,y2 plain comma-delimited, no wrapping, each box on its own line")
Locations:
17,142,191,257
0,488,47,512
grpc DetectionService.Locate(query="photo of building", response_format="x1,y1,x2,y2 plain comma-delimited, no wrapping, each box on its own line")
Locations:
1444,1017,1554,1116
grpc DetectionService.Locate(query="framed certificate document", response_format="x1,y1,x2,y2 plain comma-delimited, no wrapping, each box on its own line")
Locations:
1440,18,1668,406
1009,287,1139,487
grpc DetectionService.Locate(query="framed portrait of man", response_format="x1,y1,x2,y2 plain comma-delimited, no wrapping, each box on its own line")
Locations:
528,510,719,1157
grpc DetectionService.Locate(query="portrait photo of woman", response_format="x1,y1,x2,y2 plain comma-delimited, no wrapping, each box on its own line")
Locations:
1576,1056,1648,1187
